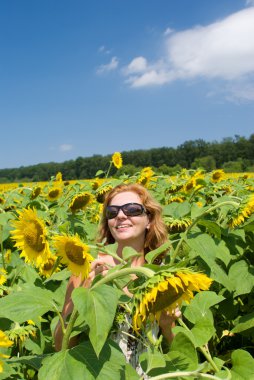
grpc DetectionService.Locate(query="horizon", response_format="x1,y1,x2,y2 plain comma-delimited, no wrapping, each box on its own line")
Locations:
1,0,254,169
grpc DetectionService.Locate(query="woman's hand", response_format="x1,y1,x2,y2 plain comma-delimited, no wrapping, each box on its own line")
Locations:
159,308,181,344
84,258,110,287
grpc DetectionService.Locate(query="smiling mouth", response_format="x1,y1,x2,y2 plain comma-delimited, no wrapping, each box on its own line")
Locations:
115,225,131,229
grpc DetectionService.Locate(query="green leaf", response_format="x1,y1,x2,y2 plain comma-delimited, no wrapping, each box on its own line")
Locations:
190,317,215,347
38,340,126,380
184,291,225,324
0,286,55,323
95,170,105,176
231,312,254,333
122,246,141,261
228,260,254,297
145,241,171,264
187,233,233,290
72,285,118,356
163,202,191,218
168,332,198,370
230,349,254,379
139,347,166,374
8,354,47,370
197,219,221,239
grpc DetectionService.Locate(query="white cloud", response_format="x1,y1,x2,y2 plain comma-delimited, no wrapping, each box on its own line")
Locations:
123,7,254,100
59,144,73,152
96,56,119,74
123,56,148,74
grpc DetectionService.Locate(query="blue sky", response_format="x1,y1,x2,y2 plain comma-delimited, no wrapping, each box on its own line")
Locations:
1,0,254,169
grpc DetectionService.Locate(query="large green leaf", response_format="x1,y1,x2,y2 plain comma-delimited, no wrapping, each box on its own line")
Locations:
231,312,254,333
228,260,254,296
190,317,215,347
0,286,55,323
187,233,233,290
139,347,166,374
72,285,118,356
217,349,254,379
38,340,126,380
168,332,198,370
184,291,224,324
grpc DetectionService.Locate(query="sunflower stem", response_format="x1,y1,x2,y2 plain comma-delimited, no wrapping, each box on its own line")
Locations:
89,244,126,264
105,161,113,178
178,318,220,373
0,226,6,271
61,308,79,351
170,200,240,265
148,371,225,380
91,266,155,290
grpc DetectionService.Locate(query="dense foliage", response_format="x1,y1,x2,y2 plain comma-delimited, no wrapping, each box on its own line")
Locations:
1,134,254,183
0,164,254,379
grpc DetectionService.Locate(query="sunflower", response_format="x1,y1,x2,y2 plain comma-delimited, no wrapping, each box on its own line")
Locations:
38,254,60,278
0,269,7,286
95,184,113,203
10,208,51,266
133,269,212,332
166,196,185,204
69,192,93,213
112,152,123,169
165,217,192,233
0,330,13,373
53,234,94,280
30,186,41,200
211,169,225,183
0,196,5,205
137,167,154,186
228,194,254,228
55,172,63,182
47,187,62,201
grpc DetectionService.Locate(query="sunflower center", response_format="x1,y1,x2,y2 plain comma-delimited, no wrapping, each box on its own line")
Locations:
43,258,55,271
65,242,85,265
149,282,188,314
24,221,45,252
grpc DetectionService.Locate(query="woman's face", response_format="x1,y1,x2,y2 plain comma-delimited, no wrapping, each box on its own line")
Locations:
107,191,150,251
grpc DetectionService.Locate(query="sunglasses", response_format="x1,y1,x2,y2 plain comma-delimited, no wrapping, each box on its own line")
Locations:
106,202,147,219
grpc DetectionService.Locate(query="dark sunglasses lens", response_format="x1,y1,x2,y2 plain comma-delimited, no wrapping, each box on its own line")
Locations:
123,204,143,216
106,206,119,219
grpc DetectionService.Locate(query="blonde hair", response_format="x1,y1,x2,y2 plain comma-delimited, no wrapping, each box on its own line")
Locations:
97,183,169,256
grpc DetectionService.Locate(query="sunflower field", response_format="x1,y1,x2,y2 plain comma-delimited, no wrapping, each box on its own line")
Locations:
0,158,254,379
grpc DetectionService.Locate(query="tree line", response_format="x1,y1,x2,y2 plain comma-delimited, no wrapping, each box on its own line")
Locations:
1,134,254,183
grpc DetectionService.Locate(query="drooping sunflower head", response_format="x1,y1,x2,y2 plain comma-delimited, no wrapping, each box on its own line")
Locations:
112,152,123,169
228,194,254,228
211,169,225,183
69,192,93,213
10,208,51,266
95,184,113,203
132,269,212,332
165,217,192,233
53,234,94,280
30,186,42,200
47,187,63,202
166,196,185,204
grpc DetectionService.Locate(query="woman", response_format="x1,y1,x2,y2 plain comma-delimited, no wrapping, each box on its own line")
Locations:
54,183,178,362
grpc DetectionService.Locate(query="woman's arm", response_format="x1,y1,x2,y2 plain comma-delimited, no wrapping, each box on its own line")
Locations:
159,308,181,344
54,259,110,351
